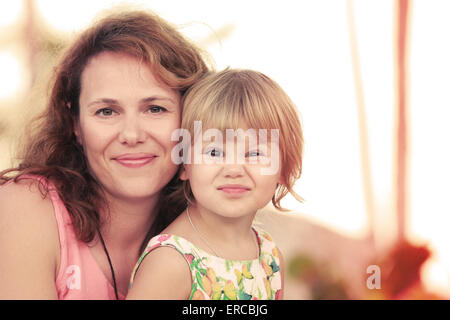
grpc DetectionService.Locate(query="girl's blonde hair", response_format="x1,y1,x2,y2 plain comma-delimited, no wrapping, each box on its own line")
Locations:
178,68,304,210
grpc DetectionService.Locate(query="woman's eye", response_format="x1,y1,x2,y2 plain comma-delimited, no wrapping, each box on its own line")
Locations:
95,108,115,117
148,106,167,114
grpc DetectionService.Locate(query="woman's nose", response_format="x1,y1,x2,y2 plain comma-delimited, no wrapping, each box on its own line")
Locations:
118,115,145,146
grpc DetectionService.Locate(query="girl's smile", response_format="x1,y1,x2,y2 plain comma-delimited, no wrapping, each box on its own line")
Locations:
217,184,251,197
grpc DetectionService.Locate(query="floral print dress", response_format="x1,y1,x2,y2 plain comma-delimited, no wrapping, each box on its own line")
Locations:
129,226,282,300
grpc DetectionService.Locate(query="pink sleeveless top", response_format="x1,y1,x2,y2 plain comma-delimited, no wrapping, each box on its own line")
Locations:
3,175,125,300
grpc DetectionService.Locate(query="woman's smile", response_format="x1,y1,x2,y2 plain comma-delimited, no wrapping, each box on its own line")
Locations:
112,153,157,168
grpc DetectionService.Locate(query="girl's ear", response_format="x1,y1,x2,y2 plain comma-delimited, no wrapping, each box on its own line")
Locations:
277,172,285,186
179,165,189,181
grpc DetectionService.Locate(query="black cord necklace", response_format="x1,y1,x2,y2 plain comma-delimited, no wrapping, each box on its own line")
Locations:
97,229,119,300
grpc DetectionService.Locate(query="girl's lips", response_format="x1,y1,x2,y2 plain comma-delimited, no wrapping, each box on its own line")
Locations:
113,154,156,168
217,185,251,196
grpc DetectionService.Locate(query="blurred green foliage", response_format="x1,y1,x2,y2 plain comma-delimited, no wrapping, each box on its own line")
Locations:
288,254,349,300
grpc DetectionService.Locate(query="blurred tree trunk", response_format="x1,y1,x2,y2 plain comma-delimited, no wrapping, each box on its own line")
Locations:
24,0,39,88
394,0,411,243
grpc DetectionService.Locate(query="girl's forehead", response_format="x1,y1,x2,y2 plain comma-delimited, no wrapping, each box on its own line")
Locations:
197,120,274,133
194,127,276,146
189,115,281,145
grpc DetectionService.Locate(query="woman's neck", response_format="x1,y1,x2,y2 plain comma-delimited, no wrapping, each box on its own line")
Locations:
99,193,159,253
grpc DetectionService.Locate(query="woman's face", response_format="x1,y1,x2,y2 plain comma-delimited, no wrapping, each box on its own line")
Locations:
75,51,181,203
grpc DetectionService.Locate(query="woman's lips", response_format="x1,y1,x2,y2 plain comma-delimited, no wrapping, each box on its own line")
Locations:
113,153,156,168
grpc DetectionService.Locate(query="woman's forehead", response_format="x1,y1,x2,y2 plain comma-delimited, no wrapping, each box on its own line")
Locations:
79,51,180,106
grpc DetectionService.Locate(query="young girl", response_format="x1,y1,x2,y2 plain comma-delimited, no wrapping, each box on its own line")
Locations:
127,69,304,300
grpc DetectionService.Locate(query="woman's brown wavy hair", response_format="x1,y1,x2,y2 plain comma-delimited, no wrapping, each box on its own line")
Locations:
0,10,209,253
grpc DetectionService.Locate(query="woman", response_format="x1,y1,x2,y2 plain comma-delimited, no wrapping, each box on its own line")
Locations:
0,10,209,299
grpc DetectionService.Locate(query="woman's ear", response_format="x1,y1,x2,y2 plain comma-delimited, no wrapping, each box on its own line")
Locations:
68,102,82,144
73,118,82,145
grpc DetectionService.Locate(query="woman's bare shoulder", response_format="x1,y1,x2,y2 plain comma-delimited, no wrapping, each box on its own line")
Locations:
0,178,54,211
0,178,59,246
0,179,60,298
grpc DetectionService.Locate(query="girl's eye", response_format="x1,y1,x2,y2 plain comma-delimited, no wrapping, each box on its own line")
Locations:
247,150,264,157
148,106,167,114
205,148,223,158
95,108,115,117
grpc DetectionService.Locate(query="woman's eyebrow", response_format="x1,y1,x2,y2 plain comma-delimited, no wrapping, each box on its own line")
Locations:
87,98,119,108
140,96,177,105
86,96,177,108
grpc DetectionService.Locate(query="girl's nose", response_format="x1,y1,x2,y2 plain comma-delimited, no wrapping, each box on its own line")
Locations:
222,163,245,178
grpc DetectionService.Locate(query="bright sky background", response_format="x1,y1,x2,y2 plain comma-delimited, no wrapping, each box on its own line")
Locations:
409,0,450,295
0,0,449,295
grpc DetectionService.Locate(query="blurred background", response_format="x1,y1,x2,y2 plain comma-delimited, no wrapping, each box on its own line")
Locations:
0,0,448,299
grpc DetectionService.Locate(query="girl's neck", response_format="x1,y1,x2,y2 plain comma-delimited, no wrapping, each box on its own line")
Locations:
187,204,258,260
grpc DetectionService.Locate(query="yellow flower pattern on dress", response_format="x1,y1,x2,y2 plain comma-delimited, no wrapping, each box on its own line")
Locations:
129,226,282,300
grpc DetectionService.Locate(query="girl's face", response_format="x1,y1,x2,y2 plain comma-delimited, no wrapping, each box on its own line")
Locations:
76,51,181,202
180,126,282,218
